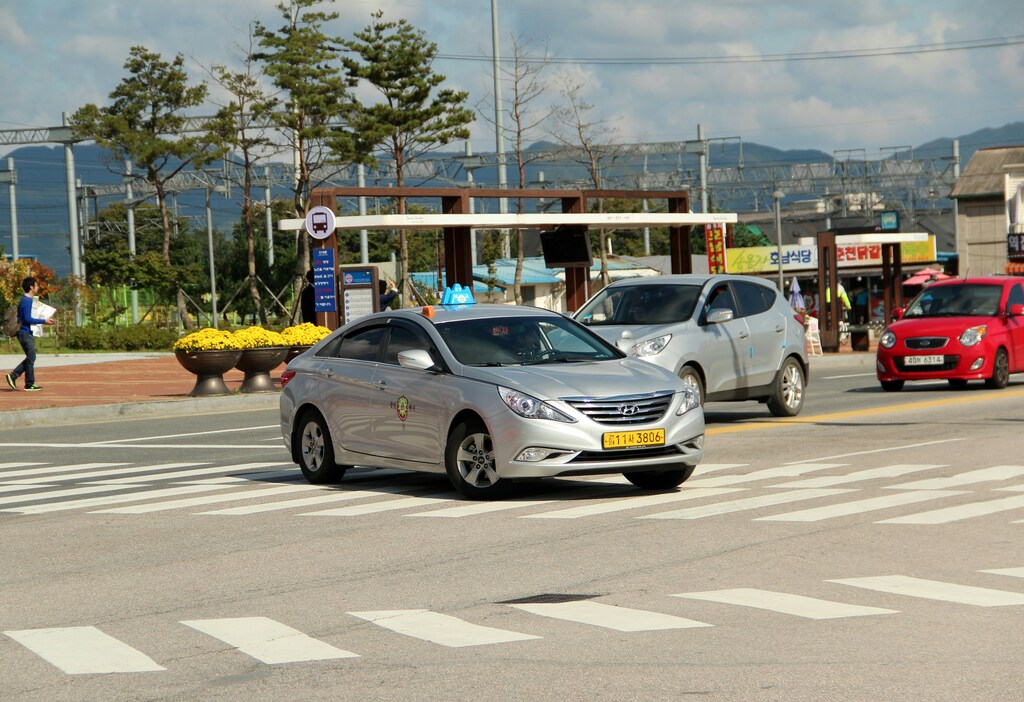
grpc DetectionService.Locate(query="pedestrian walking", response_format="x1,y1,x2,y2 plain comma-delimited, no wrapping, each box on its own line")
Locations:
6,277,55,392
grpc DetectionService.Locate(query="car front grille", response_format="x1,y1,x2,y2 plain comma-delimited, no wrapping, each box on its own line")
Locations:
905,336,949,350
894,355,960,372
564,391,673,425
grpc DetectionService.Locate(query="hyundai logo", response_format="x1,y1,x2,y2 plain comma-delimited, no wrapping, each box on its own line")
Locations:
619,404,640,416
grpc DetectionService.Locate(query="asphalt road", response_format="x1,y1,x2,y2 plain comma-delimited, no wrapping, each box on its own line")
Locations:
2,372,1023,701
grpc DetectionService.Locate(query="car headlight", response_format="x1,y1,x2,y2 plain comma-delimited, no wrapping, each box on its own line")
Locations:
879,330,897,348
959,325,987,347
497,386,575,423
676,386,700,415
635,334,672,357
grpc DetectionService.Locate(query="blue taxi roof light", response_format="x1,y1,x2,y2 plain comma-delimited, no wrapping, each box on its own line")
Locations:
440,284,476,306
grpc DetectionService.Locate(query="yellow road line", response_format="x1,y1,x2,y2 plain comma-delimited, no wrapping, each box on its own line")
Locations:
707,386,1024,435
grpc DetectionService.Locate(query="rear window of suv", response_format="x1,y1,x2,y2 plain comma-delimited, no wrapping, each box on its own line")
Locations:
575,284,701,325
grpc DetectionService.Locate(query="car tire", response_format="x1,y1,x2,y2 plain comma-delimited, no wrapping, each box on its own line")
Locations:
677,366,705,406
948,379,969,388
445,419,510,500
295,410,347,484
624,465,695,490
985,348,1010,389
881,380,904,392
767,357,805,417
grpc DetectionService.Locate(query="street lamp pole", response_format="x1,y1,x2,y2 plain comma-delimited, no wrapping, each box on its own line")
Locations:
773,189,785,292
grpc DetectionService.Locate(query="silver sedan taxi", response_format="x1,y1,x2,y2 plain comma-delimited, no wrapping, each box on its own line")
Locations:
280,302,704,499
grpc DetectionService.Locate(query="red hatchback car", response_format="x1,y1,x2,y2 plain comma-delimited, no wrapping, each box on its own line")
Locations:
876,276,1024,391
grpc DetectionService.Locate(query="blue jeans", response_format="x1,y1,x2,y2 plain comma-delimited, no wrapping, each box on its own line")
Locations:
12,331,36,386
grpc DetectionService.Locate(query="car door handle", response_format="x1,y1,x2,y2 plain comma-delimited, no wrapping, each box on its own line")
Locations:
376,379,388,390
774,325,785,333
738,331,749,339
319,368,334,378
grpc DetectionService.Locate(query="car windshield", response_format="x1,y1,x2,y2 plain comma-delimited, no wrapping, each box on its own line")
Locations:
438,316,621,366
574,283,701,326
904,283,1002,318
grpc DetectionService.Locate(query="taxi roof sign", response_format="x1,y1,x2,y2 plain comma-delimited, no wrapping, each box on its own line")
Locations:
440,284,475,306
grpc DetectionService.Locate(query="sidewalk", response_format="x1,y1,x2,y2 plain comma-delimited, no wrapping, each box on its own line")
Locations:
0,345,876,429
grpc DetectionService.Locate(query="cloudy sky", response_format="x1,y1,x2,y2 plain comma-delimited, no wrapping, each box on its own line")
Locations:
1,0,1022,160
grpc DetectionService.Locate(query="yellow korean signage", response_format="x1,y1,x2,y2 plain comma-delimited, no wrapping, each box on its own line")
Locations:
725,236,937,273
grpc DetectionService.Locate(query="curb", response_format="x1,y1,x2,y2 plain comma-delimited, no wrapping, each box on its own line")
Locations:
0,393,281,430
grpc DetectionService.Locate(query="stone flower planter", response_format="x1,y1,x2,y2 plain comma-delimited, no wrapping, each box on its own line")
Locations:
234,346,289,393
175,349,242,397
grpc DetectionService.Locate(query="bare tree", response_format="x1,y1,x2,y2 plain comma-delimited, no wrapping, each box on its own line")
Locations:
478,35,554,304
551,73,617,288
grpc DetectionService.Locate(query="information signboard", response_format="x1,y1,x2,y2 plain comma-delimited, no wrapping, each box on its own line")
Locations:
339,266,379,324
312,247,337,312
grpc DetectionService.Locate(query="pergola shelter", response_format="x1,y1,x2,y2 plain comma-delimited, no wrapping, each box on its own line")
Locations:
281,187,736,329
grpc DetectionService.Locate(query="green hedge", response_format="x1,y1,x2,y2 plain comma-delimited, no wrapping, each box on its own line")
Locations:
61,324,178,351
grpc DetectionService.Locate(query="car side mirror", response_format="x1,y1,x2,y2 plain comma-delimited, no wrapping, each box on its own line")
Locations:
1009,304,1024,317
397,349,438,371
615,330,636,354
893,307,905,320
706,308,734,324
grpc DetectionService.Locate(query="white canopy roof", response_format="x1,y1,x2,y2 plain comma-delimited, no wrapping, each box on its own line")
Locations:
279,211,737,232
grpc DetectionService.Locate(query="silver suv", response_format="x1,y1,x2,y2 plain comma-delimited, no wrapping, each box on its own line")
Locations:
573,274,809,416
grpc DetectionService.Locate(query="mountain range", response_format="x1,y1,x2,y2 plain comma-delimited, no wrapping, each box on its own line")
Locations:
2,121,1023,278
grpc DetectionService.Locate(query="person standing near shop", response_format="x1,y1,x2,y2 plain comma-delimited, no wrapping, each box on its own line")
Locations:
6,277,55,392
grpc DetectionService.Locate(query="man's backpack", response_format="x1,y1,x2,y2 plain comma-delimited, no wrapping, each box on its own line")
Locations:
3,304,20,337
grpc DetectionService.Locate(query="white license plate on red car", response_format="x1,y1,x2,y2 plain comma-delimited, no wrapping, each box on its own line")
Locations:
905,354,944,366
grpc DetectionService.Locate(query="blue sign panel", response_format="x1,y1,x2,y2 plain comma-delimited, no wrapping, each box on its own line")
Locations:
342,269,373,286
312,247,336,312
880,210,900,232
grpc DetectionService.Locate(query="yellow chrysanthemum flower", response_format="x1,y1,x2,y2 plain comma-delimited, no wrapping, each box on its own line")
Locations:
280,323,332,346
173,328,236,352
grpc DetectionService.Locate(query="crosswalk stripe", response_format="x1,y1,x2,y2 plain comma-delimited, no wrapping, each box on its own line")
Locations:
755,490,966,522
0,484,138,507
182,470,300,484
524,487,745,519
773,464,945,488
642,489,851,520
828,575,1024,606
0,462,206,485
195,487,408,515
0,484,55,494
3,626,165,674
86,462,291,484
409,499,550,518
92,484,323,514
0,463,134,483
979,568,1024,578
182,617,357,664
877,494,1024,524
2,485,234,514
887,465,1024,490
685,463,847,488
671,589,896,619
510,601,711,631
348,610,540,647
301,494,455,516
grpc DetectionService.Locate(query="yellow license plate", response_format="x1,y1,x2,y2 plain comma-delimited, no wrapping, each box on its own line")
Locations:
602,429,665,449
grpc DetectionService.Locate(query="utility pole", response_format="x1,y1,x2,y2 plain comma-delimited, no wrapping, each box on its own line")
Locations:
490,0,510,258
124,161,139,324
2,158,17,260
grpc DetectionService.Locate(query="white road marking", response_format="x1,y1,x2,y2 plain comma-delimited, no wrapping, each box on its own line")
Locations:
93,484,322,513
887,465,1024,490
510,601,711,631
829,575,1024,606
0,462,133,482
878,494,1024,524
0,443,277,449
409,499,551,518
301,494,455,516
784,439,963,465
756,490,966,522
86,425,279,445
0,462,46,470
348,610,539,647
0,462,207,485
773,464,945,488
3,626,165,674
0,484,55,494
89,463,292,484
2,485,234,514
183,470,301,484
0,484,137,506
181,617,357,664
642,489,851,520
686,463,847,488
523,488,746,519
671,589,896,619
819,372,878,379
196,488,407,515
980,568,1024,578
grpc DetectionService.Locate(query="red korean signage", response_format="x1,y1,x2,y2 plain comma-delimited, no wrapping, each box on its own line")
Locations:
705,223,728,273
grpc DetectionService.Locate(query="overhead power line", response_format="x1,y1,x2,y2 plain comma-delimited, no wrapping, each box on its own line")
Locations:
437,34,1024,66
